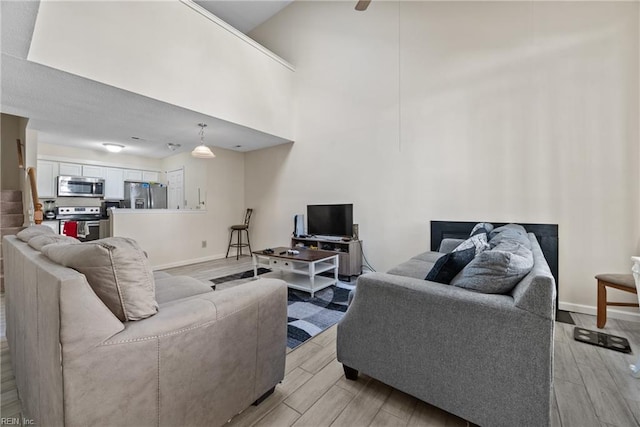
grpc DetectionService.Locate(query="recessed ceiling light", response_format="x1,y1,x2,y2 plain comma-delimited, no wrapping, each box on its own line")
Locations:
103,143,124,153
167,143,181,151
235,145,242,148
131,136,141,140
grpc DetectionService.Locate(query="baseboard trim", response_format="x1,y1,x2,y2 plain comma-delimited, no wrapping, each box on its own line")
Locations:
152,253,228,270
559,301,640,323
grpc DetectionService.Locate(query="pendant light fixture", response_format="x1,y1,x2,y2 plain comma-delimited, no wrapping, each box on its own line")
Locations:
191,123,215,158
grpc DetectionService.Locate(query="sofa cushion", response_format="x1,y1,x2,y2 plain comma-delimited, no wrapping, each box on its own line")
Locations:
28,234,79,251
451,242,534,294
425,247,476,284
388,259,435,280
438,238,465,253
153,270,173,280
489,223,527,239
453,233,490,255
155,275,213,305
16,225,55,242
412,251,446,263
489,228,532,250
41,237,158,321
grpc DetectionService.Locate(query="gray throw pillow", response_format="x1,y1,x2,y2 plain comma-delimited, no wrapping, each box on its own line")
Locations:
489,223,527,239
453,233,490,256
16,225,55,242
41,237,158,321
28,234,79,251
489,228,532,250
451,243,534,294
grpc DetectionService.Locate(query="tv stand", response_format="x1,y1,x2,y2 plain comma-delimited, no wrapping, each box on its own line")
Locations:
311,235,344,242
291,236,363,278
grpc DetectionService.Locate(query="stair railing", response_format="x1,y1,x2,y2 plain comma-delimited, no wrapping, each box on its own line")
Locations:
26,166,43,225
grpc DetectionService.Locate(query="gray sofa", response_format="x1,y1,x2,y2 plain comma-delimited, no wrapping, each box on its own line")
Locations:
3,234,287,427
337,232,556,427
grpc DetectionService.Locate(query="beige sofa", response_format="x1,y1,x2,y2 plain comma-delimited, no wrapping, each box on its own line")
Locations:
3,234,287,427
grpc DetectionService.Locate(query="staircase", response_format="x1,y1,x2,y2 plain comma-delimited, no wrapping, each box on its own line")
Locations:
1,190,25,292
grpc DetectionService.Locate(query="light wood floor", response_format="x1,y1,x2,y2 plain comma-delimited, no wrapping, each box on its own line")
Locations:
2,256,640,426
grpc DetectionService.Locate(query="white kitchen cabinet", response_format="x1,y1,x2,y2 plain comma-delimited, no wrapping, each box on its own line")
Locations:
105,168,125,200
82,165,106,179
142,171,159,182
36,160,59,198
124,169,143,181
59,162,82,176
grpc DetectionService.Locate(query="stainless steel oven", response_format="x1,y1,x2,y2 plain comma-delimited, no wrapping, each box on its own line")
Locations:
58,206,102,242
60,220,100,242
57,176,105,198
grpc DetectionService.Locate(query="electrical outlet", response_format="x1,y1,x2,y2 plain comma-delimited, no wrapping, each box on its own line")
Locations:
201,240,207,248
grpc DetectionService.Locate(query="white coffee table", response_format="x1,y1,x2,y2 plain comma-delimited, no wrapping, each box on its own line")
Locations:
253,247,339,297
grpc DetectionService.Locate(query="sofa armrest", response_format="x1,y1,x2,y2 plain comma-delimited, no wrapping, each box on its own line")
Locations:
438,238,465,253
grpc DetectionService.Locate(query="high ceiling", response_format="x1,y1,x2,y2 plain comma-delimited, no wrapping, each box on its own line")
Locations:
195,1,293,34
0,1,292,159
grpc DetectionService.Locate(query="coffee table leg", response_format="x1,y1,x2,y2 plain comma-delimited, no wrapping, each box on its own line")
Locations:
334,255,339,284
253,254,258,279
310,262,315,298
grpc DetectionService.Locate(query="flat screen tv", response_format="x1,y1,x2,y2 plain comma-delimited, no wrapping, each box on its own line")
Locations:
307,204,353,237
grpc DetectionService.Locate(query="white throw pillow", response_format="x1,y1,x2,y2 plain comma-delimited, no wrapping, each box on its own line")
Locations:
16,225,55,242
28,234,79,251
41,237,158,321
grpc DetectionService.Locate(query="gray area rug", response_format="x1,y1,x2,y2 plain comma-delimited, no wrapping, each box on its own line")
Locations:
210,269,353,349
209,267,271,287
286,285,351,349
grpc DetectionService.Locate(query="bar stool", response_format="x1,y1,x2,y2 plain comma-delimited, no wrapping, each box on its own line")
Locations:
596,274,639,328
226,209,253,260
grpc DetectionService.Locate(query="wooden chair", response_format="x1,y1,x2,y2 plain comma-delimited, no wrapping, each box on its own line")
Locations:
226,209,253,260
596,274,638,328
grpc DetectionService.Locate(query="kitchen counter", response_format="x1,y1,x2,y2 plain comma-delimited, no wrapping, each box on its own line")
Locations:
110,208,206,215
110,208,215,269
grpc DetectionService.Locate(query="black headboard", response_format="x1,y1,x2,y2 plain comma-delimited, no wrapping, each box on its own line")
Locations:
430,221,559,287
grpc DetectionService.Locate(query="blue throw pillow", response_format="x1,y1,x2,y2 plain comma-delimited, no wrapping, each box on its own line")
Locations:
425,247,476,284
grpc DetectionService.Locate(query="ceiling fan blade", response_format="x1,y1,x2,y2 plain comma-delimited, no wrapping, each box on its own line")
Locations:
355,0,371,11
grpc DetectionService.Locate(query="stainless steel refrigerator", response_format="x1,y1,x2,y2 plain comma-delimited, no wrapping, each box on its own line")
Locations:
123,181,167,209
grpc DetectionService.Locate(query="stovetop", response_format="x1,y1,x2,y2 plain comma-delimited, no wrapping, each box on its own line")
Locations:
57,206,101,220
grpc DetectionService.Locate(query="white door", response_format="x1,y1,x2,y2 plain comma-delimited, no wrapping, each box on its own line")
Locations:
166,168,184,210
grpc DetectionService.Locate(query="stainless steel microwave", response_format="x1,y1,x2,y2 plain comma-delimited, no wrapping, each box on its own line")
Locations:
57,176,105,198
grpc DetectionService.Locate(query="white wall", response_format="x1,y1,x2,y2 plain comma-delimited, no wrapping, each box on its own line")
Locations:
161,146,245,213
117,147,247,267
112,210,216,269
28,0,294,141
247,1,640,318
1,113,24,190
